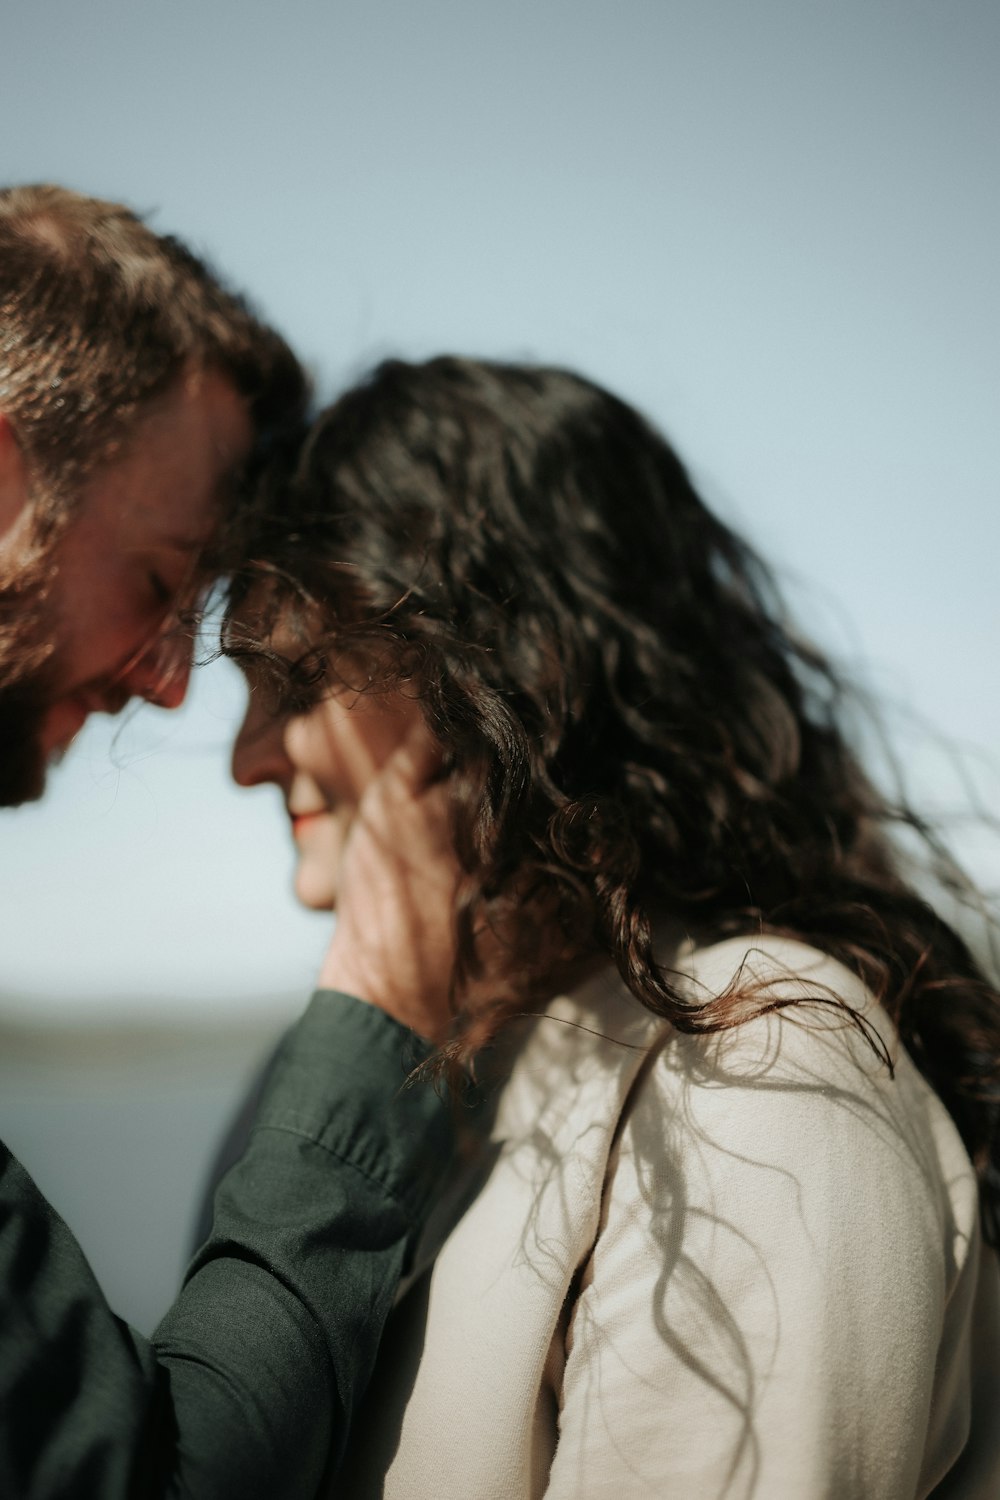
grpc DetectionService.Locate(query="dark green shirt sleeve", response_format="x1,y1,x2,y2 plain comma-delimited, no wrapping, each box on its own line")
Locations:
0,991,454,1500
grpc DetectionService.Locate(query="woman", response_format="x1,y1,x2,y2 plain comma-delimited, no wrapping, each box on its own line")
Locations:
226,357,1000,1498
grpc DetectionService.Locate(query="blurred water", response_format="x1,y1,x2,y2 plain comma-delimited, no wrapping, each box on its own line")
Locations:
0,1014,289,1335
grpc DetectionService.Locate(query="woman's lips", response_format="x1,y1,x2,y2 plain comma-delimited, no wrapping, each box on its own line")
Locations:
290,810,326,838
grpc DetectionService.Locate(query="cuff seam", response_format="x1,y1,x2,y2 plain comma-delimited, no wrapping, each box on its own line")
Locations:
249,1120,420,1221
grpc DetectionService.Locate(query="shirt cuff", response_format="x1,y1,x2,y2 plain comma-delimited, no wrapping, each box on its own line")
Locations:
253,989,453,1224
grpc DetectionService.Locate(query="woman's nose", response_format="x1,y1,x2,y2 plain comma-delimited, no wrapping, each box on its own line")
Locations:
231,691,291,788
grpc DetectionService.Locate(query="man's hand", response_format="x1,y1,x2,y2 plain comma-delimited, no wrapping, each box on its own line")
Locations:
317,723,460,1041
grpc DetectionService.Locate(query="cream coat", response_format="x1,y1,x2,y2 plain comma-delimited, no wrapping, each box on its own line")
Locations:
340,936,1000,1499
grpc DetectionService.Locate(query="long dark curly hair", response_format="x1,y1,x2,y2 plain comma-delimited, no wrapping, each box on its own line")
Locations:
227,355,1000,1240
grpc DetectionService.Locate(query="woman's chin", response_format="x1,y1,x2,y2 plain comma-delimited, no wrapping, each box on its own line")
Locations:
293,865,338,912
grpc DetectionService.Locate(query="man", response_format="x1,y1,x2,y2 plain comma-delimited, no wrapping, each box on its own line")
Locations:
0,182,303,805
0,186,456,1499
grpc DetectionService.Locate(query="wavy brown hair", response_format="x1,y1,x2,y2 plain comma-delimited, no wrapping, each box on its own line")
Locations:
228,356,1000,1240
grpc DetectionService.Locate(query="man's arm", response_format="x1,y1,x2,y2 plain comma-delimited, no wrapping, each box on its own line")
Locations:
0,990,451,1500
1,725,463,1498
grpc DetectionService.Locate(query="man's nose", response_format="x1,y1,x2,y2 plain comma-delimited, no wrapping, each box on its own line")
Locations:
120,632,194,710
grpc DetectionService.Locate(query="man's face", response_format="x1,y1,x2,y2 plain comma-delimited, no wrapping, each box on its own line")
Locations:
0,365,252,804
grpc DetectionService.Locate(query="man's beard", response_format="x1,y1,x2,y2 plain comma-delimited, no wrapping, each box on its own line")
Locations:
0,673,50,805
0,564,57,807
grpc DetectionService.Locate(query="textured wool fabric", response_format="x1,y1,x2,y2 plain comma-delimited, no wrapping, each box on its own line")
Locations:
0,991,454,1500
340,938,1000,1499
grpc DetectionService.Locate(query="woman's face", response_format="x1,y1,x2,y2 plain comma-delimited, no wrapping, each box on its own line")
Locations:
231,637,424,911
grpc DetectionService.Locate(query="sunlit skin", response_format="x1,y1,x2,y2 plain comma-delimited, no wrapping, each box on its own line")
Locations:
228,602,467,1039
231,653,427,912
0,364,253,759
231,629,536,1041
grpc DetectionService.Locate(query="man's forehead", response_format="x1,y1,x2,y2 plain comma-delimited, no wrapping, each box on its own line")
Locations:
81,369,253,528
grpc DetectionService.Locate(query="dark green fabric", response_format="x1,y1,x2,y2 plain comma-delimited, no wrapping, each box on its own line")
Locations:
0,991,453,1499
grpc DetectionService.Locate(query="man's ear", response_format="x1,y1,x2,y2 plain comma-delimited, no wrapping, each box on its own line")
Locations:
0,411,31,546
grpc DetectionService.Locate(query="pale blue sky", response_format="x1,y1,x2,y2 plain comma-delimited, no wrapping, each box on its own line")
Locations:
2,0,998,1017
